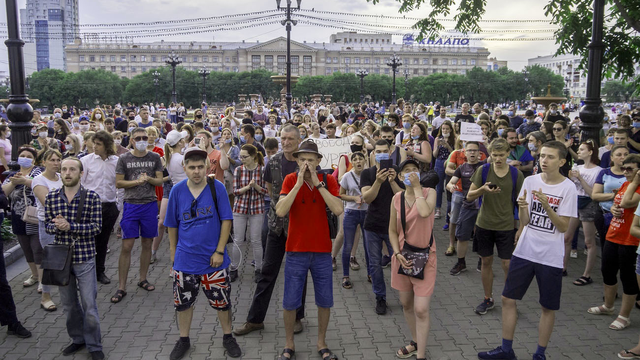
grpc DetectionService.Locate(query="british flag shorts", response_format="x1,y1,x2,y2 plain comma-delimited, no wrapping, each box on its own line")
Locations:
173,268,231,311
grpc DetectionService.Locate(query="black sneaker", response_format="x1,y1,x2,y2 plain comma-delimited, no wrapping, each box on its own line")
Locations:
477,258,482,272
170,339,191,360
90,351,105,360
375,297,387,315
223,336,242,358
381,255,391,268
477,346,516,359
254,270,261,284
7,322,31,338
475,298,495,315
229,270,238,283
450,262,467,276
62,342,86,355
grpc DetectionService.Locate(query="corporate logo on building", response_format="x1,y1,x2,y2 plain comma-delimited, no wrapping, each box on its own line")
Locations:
402,34,470,46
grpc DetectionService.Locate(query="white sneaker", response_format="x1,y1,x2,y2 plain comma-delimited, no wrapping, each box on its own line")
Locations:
570,250,578,259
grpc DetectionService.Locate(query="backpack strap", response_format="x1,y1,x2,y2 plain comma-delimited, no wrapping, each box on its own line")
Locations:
478,163,491,209
207,177,220,221
509,165,520,220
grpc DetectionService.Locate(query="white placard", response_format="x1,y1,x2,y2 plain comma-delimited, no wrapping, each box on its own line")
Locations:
459,122,485,142
309,136,353,170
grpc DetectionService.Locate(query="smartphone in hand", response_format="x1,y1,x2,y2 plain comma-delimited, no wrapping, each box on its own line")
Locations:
379,159,392,170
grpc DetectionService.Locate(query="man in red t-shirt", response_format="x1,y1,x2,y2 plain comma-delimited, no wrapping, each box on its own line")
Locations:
275,140,343,360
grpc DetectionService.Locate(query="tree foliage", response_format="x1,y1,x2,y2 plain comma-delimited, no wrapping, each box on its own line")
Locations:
602,80,637,102
368,0,640,83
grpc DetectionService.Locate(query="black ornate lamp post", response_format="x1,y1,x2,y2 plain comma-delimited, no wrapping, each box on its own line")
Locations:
356,68,368,104
4,0,33,168
277,0,301,115
152,70,160,103
386,53,402,105
165,52,182,105
578,0,605,147
198,67,210,104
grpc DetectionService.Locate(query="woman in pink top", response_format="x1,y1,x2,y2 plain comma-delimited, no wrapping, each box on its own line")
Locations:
0,124,11,182
389,159,437,360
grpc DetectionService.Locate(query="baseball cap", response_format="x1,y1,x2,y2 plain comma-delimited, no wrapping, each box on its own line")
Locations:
166,130,188,147
183,147,208,162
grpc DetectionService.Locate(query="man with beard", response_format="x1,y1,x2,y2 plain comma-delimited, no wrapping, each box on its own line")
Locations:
45,158,104,359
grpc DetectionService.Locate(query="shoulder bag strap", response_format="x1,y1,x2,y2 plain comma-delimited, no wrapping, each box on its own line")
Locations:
349,171,359,187
400,191,407,242
76,187,86,224
208,177,220,220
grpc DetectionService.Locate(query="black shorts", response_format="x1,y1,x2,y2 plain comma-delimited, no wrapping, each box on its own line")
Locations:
173,268,231,312
475,226,515,260
502,256,562,311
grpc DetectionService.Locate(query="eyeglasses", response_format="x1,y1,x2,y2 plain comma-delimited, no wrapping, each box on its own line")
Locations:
64,141,71,145
133,136,149,142
190,199,198,218
552,128,563,131
622,166,638,173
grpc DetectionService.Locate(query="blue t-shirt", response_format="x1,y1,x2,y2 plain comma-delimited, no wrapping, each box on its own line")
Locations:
595,168,626,212
164,179,234,274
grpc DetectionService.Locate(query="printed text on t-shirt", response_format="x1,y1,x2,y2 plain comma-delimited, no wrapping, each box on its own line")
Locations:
528,192,562,233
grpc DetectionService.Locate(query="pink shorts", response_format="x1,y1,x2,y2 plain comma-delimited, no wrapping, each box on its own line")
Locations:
391,252,437,297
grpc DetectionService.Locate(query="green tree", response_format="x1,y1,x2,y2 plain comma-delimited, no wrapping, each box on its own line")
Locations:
28,68,66,108
59,69,124,108
602,80,637,102
367,0,640,82
524,65,565,97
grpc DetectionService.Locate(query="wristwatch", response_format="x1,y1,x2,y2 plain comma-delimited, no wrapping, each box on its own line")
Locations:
215,251,224,256
316,182,326,190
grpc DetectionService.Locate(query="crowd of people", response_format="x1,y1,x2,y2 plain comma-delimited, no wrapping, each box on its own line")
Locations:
0,98,639,360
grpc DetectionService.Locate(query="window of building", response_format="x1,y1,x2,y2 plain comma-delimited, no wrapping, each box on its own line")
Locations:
404,58,409,65
111,66,116,72
364,58,370,64
423,58,429,64
451,59,457,65
423,69,429,75
162,56,167,62
333,57,338,63
413,58,419,64
470,59,476,65
374,68,380,74
433,69,438,73
291,56,299,74
225,57,230,63
130,55,136,62
375,57,380,64
225,67,230,72
461,59,467,65
384,68,390,74
140,55,146,62
131,67,136,72
121,66,126,72
121,55,126,62
344,57,351,64
100,55,106,62
89,56,95,62
213,56,219,62
110,55,116,62
202,56,208,62
265,55,273,69
252,55,261,70
303,55,312,74
193,56,198,62
326,57,332,64
151,56,157,62
212,67,218,72
334,67,338,73
326,68,332,75
354,57,360,64
277,55,286,74
442,59,448,65
232,66,238,72
232,57,237,62
80,66,85,71
413,69,419,74
433,58,438,65
460,69,466,75
79,55,85,62
181,56,187,62
141,67,147,72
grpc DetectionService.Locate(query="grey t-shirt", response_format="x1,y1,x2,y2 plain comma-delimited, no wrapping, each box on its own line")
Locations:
116,151,163,204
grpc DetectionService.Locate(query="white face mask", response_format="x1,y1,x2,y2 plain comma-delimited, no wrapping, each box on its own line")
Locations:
135,141,147,151
442,132,450,138
38,131,48,138
54,113,62,118
114,139,122,146
94,113,102,120
79,124,90,131
6,131,10,138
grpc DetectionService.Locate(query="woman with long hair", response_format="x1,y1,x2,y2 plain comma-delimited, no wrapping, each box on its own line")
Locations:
53,119,70,143
90,107,106,130
219,128,240,204
31,149,62,311
1,147,42,290
433,120,457,219
77,131,95,159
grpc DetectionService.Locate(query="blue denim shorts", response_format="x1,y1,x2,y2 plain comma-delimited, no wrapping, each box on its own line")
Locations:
283,252,333,310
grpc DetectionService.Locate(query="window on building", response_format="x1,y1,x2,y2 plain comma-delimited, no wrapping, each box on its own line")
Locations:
202,56,208,62
140,55,146,62
151,56,157,62
89,56,95,62
333,57,338,63
404,58,409,65
131,67,136,72
213,56,219,62
354,57,360,64
291,56,299,74
442,59,448,65
344,58,351,64
265,55,273,70
181,56,187,62
423,69,428,75
423,58,429,64
334,67,339,73
364,58,370,64
374,68,380,74
384,68,390,74
225,57,230,63
413,58,419,64
80,66,85,71
460,69,466,75
433,69,438,73
225,67,230,72
232,57,237,62
326,57,332,64
193,56,198,62
130,55,136,62
277,55,286,74
252,55,261,70
121,66,126,72
111,66,116,72
141,67,147,72
433,58,438,65
326,68,332,75
100,55,105,62
461,59,467,65
345,67,350,73
441,69,447,73
413,69,419,74
121,55,126,62
470,59,476,65
451,59,457,65
303,56,312,74
162,56,167,62
79,55,85,62
110,55,116,62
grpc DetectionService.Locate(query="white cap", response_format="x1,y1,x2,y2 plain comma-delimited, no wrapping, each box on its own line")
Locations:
166,130,188,147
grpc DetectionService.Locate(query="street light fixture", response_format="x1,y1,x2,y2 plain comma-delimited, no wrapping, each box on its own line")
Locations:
152,70,160,103
165,52,182,105
198,67,210,104
356,68,368,104
277,0,301,115
386,53,403,105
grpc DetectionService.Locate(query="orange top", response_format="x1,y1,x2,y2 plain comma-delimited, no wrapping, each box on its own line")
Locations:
606,181,640,247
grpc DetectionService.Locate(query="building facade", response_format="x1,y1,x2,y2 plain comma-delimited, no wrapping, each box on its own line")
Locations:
20,0,79,75
528,53,587,102
65,32,503,80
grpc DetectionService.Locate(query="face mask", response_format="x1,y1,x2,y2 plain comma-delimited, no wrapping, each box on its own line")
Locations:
239,135,246,143
442,132,450,138
633,123,640,129
135,141,147,151
388,122,396,127
54,113,61,118
79,124,90,131
6,131,10,138
403,172,419,186
196,114,203,119
224,139,232,144
211,126,219,133
62,108,67,112
550,110,557,115
31,129,37,136
508,111,514,117
128,127,136,133
403,122,411,130
350,144,363,153
114,139,122,146
497,128,504,136
94,113,102,120
528,143,537,152
375,153,390,162
607,136,614,145
73,122,79,128
17,157,33,168
128,116,135,120
385,138,393,146
38,131,48,138
411,135,420,140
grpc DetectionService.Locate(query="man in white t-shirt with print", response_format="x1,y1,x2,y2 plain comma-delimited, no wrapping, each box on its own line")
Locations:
478,140,578,360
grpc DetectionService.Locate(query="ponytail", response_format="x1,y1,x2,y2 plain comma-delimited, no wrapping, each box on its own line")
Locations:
256,152,264,167
164,142,172,165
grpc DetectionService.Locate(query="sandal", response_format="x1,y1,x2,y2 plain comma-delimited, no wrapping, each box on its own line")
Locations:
23,275,38,287
110,290,127,303
318,348,338,360
396,340,417,358
610,315,631,330
587,304,615,315
445,246,455,256
342,277,353,289
573,276,593,286
619,349,640,359
137,280,155,291
278,348,295,360
40,300,57,312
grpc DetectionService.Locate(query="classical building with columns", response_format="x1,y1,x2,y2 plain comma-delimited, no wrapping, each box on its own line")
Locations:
65,32,503,79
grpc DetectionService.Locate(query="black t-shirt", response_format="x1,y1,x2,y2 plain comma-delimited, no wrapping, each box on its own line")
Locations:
360,165,404,233
453,161,484,208
455,114,475,123
264,154,298,184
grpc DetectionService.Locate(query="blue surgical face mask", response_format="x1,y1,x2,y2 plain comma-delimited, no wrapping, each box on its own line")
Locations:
375,153,390,162
388,121,396,127
497,128,504,136
239,135,246,143
411,135,420,140
224,138,232,144
528,143,537,152
255,134,263,141
523,117,528,123
508,111,514,117
403,172,419,186
403,122,411,130
633,122,640,129
17,157,33,168
607,136,614,145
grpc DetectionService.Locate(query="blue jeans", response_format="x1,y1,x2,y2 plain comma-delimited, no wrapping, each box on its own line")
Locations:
363,230,393,300
283,252,333,310
342,209,368,277
58,259,102,352
435,158,446,209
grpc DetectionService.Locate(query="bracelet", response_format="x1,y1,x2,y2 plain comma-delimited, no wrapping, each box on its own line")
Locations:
416,196,425,199
215,251,224,256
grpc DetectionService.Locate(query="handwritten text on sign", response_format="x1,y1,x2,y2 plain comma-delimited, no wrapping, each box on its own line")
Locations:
460,122,485,142
309,136,353,170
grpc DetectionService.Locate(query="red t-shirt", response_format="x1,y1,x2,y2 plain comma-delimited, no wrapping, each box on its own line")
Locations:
280,173,340,253
449,149,487,192
606,181,640,247
152,146,164,202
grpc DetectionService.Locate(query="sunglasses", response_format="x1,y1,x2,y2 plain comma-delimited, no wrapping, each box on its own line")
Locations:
134,136,149,142
622,166,638,173
190,199,198,218
552,128,563,131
